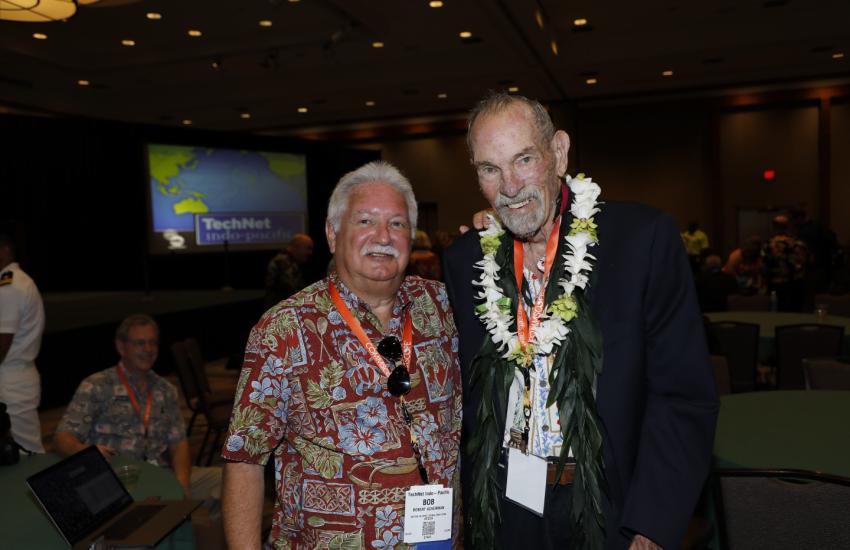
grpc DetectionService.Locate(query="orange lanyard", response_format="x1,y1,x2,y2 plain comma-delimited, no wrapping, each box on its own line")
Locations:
116,364,153,436
513,216,562,349
328,281,412,376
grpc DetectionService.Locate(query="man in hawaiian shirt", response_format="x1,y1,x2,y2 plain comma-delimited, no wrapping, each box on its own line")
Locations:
222,161,462,550
55,314,220,501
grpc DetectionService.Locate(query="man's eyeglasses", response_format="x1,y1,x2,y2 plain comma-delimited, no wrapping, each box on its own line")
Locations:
378,336,411,397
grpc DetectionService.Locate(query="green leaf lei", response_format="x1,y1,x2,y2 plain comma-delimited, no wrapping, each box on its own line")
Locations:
467,175,606,549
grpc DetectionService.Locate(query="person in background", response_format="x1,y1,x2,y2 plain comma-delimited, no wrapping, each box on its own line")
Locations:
723,236,765,295
695,254,739,312
443,91,717,550
762,214,808,311
221,161,461,549
681,221,710,272
264,233,314,310
54,314,220,501
407,229,442,280
0,231,45,453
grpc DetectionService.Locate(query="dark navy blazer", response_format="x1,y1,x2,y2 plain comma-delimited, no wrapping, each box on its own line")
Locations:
443,201,719,550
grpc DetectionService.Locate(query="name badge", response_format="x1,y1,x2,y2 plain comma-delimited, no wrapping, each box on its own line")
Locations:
505,448,547,516
403,485,452,545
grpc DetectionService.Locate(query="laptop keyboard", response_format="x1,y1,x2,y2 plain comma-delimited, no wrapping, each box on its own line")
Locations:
104,504,167,539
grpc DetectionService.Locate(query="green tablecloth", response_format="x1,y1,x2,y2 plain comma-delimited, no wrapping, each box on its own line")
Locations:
705,311,850,362
713,390,850,477
0,453,195,550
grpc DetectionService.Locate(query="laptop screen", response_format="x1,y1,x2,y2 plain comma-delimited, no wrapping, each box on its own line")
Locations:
27,446,133,546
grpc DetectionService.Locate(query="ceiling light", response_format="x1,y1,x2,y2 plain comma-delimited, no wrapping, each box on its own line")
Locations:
240,112,251,119
550,40,559,56
0,0,76,22
211,58,222,70
259,20,272,27
662,69,674,77
146,12,162,20
372,41,384,48
508,86,519,93
288,0,300,2
459,31,472,39
574,18,588,26
365,100,376,107
297,107,308,113
833,52,845,59
586,78,598,85
182,119,192,125
437,93,447,99
121,39,136,47
188,29,202,37
534,10,544,29
33,33,48,40
429,1,443,7
77,79,90,86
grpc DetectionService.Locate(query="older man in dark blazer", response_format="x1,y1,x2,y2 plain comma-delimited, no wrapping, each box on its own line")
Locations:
443,92,718,550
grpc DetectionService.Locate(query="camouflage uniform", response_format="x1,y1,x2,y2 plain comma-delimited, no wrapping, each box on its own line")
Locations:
57,366,186,466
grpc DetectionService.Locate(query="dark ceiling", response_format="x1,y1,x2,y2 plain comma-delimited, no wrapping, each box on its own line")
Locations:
1,0,849,138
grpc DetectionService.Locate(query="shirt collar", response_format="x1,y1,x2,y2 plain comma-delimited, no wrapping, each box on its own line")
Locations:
328,272,414,333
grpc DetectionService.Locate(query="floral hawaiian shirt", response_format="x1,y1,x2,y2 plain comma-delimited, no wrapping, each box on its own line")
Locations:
222,273,462,550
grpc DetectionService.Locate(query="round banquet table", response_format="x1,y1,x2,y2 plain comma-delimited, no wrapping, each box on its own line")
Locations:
0,452,195,550
713,390,850,477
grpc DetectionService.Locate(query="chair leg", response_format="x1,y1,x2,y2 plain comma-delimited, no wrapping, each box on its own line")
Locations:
186,410,198,436
196,426,212,466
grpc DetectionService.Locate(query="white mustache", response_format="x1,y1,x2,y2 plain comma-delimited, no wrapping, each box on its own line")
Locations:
361,244,400,257
494,186,542,208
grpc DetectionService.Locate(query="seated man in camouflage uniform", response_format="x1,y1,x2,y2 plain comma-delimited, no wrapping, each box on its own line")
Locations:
54,313,219,500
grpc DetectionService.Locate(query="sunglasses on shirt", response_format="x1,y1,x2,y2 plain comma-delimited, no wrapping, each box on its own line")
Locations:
377,336,411,397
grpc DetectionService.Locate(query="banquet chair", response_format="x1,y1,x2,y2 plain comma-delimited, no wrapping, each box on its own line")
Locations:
725,294,771,312
774,324,844,390
708,322,759,393
710,355,731,395
714,469,850,550
171,340,234,464
803,357,850,390
813,293,850,317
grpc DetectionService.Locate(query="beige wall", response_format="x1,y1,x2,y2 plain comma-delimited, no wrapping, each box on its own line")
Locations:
831,102,850,246
381,135,488,236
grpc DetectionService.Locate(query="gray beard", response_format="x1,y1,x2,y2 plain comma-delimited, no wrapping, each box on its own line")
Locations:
498,199,551,241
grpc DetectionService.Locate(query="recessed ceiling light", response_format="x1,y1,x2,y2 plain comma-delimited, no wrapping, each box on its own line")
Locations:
535,10,544,29
288,0,299,2
146,12,162,20
550,40,559,55
429,1,444,7
77,79,90,86
240,112,251,119
459,31,472,39
833,52,845,59
297,107,308,113
365,100,376,107
586,78,598,85
574,18,588,26
33,32,48,40
188,30,202,37
508,86,519,93
121,39,136,47
437,92,448,99
662,69,674,77
259,20,272,27
182,119,192,125
372,41,384,48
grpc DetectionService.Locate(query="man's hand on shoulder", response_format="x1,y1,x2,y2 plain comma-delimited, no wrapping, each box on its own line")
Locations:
629,534,663,550
458,208,495,234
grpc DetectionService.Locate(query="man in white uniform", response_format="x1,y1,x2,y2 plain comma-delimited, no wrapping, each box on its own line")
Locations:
0,232,46,453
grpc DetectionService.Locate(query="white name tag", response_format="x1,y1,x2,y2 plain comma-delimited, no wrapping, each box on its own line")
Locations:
505,448,547,515
403,485,453,544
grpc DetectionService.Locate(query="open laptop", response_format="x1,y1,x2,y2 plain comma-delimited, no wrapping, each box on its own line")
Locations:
26,446,200,549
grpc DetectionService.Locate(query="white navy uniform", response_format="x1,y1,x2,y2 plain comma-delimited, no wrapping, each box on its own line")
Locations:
0,262,46,452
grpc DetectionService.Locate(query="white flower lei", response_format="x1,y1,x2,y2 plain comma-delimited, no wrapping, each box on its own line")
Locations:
473,174,602,364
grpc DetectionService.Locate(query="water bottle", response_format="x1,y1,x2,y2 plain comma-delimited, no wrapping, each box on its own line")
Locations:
769,290,778,312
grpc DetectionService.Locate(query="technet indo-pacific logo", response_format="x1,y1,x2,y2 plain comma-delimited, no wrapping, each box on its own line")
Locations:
194,213,304,246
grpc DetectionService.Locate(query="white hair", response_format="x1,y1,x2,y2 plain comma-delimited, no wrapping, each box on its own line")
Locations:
326,160,418,238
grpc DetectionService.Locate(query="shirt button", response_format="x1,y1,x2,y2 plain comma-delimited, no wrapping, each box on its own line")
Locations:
539,380,547,388
542,424,550,431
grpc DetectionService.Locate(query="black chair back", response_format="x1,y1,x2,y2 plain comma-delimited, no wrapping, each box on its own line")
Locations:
710,355,731,395
803,357,850,390
715,469,850,550
775,324,844,390
709,322,759,393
